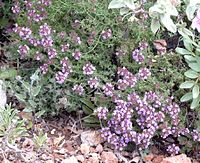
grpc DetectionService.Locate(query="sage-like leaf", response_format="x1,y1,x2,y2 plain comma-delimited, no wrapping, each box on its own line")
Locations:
175,47,191,55
184,70,199,79
192,85,200,99
180,92,193,102
188,63,200,72
180,81,195,89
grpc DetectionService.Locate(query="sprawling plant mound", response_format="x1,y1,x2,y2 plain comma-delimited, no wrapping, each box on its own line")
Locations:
1,0,199,156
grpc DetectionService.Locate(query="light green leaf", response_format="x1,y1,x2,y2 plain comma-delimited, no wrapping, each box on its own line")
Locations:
180,92,193,102
0,69,17,79
180,81,195,89
124,0,135,10
15,93,26,102
120,8,129,15
32,85,41,97
28,99,37,108
183,38,193,51
192,85,200,99
160,14,177,33
184,55,196,62
108,0,125,9
190,96,200,109
175,47,191,55
151,18,160,34
188,63,200,72
184,70,199,79
186,5,197,20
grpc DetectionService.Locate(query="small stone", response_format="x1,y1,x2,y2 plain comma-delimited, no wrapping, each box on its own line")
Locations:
81,143,90,155
76,155,85,162
161,154,191,163
66,144,75,155
90,147,96,153
101,151,118,163
95,144,103,153
144,154,155,162
61,156,78,163
89,156,99,163
45,160,54,163
81,130,103,146
152,155,164,163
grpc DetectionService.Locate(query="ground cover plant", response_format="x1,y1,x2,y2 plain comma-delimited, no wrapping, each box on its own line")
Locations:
0,0,200,161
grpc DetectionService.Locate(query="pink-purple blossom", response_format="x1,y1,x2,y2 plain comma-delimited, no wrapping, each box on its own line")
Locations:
72,84,84,95
39,23,51,37
72,50,82,60
191,8,200,32
88,77,99,89
83,63,96,75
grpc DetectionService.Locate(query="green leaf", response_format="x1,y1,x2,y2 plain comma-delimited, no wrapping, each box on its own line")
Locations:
120,8,129,15
32,85,41,97
0,69,17,79
175,47,191,55
124,0,135,10
188,63,200,72
180,92,193,102
192,85,200,99
28,99,37,108
184,55,196,62
22,81,30,91
183,38,193,51
180,81,195,89
108,0,125,9
186,5,197,20
190,96,200,109
80,98,95,109
184,70,199,79
83,116,99,124
82,106,93,115
160,14,177,33
151,18,160,34
15,93,26,103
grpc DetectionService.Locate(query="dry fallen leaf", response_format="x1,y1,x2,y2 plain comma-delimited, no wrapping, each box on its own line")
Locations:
153,39,167,55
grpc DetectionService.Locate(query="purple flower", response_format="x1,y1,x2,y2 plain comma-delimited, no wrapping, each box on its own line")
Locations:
72,50,82,60
101,29,112,40
40,63,48,74
34,51,43,61
55,71,69,84
39,0,52,6
94,107,108,120
17,45,30,58
103,83,114,97
88,77,99,89
41,37,53,47
28,37,40,47
47,48,57,59
18,27,32,40
192,130,200,142
191,8,200,32
61,44,70,52
11,2,20,14
132,49,145,64
137,67,151,80
39,23,51,37
72,84,84,95
166,144,180,155
83,63,96,75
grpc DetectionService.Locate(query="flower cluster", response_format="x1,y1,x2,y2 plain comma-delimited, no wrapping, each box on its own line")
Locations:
94,107,109,120
117,67,137,90
72,50,82,60
17,45,30,58
99,87,185,151
132,42,148,64
72,84,84,95
83,63,96,75
88,77,99,89
101,29,112,40
55,57,72,84
166,144,180,155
